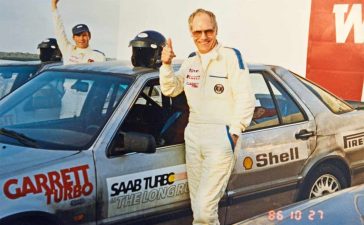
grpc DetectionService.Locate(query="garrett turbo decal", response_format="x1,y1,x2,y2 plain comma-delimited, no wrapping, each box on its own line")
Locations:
3,164,93,204
343,132,364,149
107,164,188,217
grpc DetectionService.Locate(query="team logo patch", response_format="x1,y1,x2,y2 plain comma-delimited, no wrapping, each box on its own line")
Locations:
214,84,224,94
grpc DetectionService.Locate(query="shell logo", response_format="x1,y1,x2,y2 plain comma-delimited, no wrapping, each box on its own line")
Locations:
168,173,175,183
243,157,253,170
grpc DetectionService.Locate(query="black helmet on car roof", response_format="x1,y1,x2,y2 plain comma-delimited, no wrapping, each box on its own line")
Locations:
37,38,62,63
129,30,166,69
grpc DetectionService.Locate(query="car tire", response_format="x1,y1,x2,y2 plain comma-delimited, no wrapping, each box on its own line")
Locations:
298,163,348,201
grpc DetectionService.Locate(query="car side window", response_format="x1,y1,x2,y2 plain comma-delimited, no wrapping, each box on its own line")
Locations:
269,78,305,124
102,83,129,115
0,72,17,98
248,73,279,130
0,66,38,99
247,72,305,131
113,79,188,155
294,74,353,114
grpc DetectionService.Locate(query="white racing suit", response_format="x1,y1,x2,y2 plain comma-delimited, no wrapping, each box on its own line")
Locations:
52,10,106,65
160,44,255,225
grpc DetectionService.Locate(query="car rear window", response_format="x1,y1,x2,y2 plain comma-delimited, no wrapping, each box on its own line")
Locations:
294,74,354,114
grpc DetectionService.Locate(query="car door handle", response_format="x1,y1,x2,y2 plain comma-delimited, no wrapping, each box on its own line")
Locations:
295,129,315,140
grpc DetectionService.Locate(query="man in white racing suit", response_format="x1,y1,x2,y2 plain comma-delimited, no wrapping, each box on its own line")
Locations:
51,0,106,65
159,8,256,225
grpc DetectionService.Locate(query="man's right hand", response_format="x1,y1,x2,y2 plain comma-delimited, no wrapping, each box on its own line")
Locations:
161,38,176,65
51,0,59,11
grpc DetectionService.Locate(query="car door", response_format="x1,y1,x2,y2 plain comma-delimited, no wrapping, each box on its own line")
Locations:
94,77,192,225
225,70,317,224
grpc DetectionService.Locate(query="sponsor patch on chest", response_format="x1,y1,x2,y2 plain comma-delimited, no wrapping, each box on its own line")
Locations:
186,82,199,88
214,84,224,94
186,68,201,88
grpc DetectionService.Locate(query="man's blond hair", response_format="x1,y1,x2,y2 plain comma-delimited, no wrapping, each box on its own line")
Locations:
188,8,218,33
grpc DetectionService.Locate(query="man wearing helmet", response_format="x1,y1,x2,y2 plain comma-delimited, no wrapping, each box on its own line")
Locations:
37,38,62,63
50,0,106,65
129,30,189,145
159,9,255,225
129,30,166,69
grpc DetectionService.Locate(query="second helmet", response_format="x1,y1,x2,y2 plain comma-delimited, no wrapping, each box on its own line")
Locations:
129,30,166,68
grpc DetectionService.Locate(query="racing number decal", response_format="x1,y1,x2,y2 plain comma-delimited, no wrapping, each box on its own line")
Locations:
3,164,93,204
106,164,188,217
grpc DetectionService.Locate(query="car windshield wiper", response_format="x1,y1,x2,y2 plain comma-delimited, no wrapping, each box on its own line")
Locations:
0,128,38,148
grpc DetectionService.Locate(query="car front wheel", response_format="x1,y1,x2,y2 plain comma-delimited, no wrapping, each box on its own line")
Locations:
298,163,348,200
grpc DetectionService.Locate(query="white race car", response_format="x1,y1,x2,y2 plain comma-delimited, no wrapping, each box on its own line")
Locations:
0,61,363,224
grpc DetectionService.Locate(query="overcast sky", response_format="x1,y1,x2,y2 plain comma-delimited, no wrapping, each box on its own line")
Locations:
0,0,311,75
118,0,311,75
0,0,120,58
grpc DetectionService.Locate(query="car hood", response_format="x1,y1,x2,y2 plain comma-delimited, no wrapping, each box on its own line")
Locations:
0,144,80,177
238,184,364,225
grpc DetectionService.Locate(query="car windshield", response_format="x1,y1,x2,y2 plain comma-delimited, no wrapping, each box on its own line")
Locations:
0,65,39,99
293,73,354,114
0,70,133,150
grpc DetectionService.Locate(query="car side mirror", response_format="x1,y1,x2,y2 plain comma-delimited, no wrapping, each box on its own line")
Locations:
110,131,156,156
124,132,156,154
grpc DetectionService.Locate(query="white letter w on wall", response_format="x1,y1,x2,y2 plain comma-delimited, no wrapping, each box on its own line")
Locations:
333,4,364,43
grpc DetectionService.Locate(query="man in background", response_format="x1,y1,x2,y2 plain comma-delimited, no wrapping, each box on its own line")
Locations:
51,0,106,65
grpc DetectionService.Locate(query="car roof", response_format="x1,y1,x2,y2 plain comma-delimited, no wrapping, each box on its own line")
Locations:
47,60,273,73
0,60,41,66
42,60,285,82
47,60,158,77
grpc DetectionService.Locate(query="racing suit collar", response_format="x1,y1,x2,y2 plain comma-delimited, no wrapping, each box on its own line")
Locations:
196,43,221,61
73,46,91,51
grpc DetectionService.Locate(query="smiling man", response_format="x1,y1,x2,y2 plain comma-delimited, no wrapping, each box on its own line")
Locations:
51,0,106,65
159,8,256,225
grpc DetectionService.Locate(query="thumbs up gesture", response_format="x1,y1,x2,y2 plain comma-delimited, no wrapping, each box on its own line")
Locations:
51,0,59,10
161,38,176,65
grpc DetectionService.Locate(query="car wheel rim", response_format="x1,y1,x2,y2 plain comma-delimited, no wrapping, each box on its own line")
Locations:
309,174,341,198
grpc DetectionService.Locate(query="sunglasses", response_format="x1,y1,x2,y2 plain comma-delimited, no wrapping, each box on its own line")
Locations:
192,29,215,38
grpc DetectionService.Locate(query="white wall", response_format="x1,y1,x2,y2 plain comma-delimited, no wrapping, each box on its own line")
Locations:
117,0,311,75
0,0,311,74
